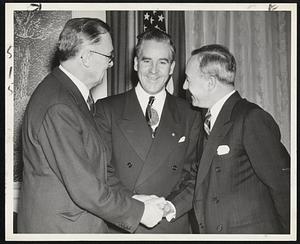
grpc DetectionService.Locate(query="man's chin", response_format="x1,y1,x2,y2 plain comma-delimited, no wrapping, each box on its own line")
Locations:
143,85,165,95
191,98,200,108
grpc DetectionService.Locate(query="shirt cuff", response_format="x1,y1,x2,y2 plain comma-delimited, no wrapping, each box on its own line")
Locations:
165,200,176,222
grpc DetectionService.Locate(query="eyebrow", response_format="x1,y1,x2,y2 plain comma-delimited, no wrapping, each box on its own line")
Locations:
141,56,170,62
159,58,170,62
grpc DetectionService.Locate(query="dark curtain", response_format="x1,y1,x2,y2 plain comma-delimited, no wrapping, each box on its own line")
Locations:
106,11,135,96
168,11,186,99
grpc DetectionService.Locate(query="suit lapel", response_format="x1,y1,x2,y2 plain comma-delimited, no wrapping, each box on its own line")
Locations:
196,91,242,185
118,90,153,161
135,94,183,186
52,67,96,127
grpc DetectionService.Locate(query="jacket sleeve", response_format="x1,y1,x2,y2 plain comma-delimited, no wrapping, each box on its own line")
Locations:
167,110,204,219
243,108,290,233
39,104,143,233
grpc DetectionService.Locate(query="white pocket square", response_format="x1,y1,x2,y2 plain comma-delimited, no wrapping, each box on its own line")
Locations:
217,145,230,155
178,136,186,143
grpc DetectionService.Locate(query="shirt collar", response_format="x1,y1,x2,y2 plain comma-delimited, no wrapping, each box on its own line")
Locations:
135,82,166,119
59,65,90,102
210,90,236,129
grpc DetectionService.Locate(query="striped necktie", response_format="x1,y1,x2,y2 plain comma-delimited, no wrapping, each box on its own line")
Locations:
145,96,159,138
87,92,96,116
204,109,211,136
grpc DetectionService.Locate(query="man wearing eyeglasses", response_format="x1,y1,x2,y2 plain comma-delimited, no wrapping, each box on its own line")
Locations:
18,18,166,233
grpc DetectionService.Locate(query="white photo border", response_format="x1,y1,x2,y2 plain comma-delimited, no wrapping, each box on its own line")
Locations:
5,2,297,241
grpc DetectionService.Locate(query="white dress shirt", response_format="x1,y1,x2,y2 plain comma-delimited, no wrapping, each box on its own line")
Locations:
135,83,166,130
210,90,236,130
59,65,90,109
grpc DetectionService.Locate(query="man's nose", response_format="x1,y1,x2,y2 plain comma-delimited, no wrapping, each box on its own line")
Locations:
149,63,158,73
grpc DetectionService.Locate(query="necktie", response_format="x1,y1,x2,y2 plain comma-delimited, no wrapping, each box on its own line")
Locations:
204,109,211,136
145,96,159,138
87,92,96,116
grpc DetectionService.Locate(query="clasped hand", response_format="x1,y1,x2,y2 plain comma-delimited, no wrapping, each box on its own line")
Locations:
132,194,174,228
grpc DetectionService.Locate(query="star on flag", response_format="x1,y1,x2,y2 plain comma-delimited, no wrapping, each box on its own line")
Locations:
143,11,166,32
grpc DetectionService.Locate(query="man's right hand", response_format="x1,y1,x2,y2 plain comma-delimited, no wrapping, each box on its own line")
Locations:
139,197,165,228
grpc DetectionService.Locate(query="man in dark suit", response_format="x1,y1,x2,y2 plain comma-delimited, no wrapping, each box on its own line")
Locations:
18,18,166,233
95,29,202,233
172,44,290,234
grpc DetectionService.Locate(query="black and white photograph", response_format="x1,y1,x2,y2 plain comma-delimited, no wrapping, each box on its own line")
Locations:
4,2,297,241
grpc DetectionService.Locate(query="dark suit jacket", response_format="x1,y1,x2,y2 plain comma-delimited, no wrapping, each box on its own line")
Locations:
190,91,290,234
17,67,144,233
95,89,202,233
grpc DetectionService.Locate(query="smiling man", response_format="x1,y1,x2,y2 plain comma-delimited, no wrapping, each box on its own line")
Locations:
95,29,203,233
179,44,290,233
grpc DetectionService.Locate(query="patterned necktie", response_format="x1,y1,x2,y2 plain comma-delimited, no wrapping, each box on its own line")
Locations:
87,92,96,116
145,96,159,137
204,109,211,136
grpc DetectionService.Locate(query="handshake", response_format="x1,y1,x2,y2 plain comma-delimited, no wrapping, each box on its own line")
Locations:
132,194,175,228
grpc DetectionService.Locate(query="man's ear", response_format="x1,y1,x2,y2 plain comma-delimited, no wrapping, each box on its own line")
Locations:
133,57,138,71
80,49,91,68
169,61,175,75
207,75,217,91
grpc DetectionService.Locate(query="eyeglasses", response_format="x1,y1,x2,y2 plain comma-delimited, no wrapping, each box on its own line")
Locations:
90,50,114,63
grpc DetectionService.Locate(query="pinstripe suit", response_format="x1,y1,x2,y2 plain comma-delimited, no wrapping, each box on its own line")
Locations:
192,92,290,233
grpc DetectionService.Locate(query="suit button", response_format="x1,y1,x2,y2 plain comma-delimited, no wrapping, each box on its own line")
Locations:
217,224,223,232
127,162,133,168
199,223,204,229
172,165,178,171
213,197,219,203
215,166,221,172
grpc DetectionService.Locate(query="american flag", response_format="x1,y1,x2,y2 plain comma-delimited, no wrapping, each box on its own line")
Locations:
143,11,166,32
